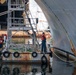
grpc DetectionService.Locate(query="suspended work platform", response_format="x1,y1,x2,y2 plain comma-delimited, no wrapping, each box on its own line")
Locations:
0,0,51,64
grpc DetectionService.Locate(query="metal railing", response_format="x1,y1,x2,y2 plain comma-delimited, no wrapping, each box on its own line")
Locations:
25,11,40,50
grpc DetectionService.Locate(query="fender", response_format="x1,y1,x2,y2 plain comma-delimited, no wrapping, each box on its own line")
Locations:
13,52,20,58
3,51,10,58
32,52,38,58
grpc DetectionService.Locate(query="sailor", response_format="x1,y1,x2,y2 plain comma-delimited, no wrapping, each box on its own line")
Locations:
41,32,46,53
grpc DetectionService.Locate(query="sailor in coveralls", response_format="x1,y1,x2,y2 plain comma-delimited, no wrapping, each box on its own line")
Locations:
41,32,46,53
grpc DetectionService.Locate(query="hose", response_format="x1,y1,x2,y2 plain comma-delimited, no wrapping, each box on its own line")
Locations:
51,50,76,63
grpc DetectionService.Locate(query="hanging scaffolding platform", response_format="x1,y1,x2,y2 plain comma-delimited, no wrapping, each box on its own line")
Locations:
0,0,50,64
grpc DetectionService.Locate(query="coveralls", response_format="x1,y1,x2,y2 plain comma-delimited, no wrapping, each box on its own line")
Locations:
41,33,46,53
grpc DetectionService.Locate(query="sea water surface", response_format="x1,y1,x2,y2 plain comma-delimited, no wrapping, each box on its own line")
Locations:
0,55,75,75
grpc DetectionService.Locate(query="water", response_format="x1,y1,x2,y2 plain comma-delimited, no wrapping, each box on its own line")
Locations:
52,55,75,75
0,56,75,75
0,63,51,75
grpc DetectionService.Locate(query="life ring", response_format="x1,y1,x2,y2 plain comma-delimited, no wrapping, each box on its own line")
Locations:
13,67,20,74
13,52,20,58
32,52,38,58
3,51,10,58
32,68,37,73
2,67,10,74
41,55,47,64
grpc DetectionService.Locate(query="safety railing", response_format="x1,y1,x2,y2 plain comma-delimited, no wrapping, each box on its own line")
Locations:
25,11,40,50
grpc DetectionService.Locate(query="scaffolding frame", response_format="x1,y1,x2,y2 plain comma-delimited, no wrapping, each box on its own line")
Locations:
7,0,39,52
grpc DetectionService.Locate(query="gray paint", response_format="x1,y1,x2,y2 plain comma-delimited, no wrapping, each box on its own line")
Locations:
35,0,76,53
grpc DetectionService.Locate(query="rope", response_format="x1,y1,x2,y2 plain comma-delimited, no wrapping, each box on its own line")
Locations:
52,50,76,63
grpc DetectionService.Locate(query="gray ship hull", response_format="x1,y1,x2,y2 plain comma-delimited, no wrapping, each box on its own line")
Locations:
35,0,76,53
